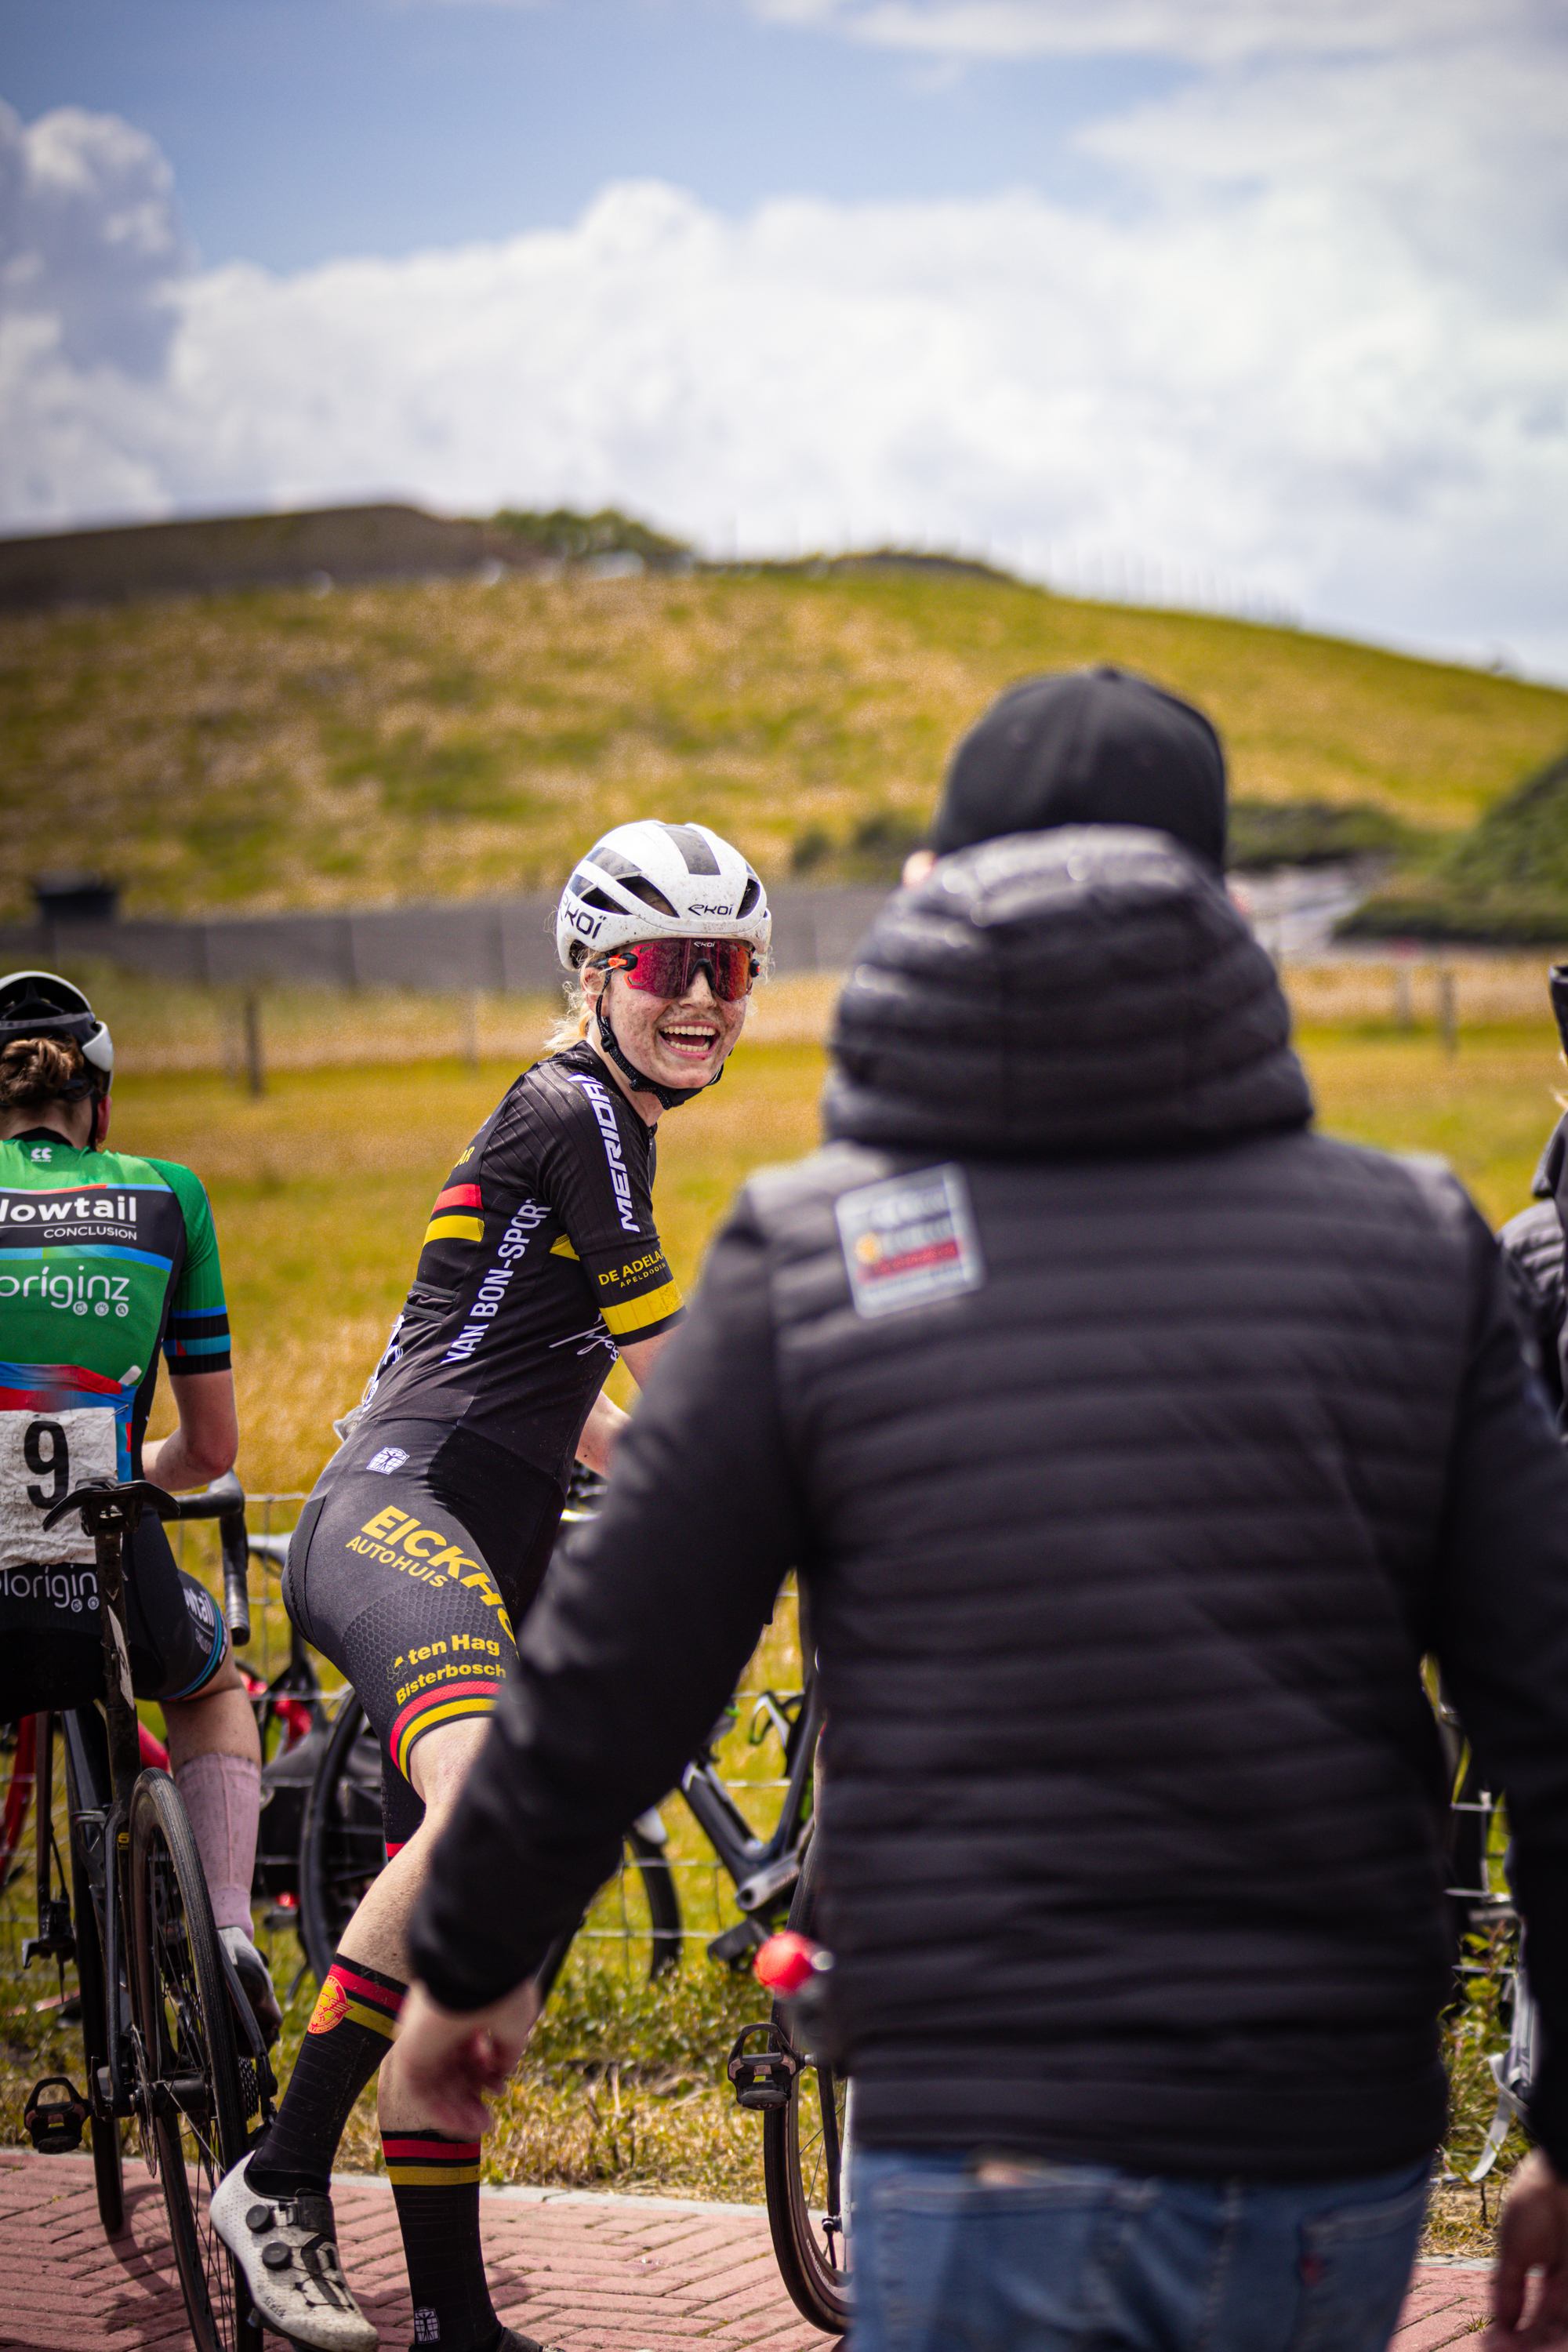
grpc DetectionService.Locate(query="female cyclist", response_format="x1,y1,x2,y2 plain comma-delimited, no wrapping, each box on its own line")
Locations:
0,971,276,2038
216,822,770,2352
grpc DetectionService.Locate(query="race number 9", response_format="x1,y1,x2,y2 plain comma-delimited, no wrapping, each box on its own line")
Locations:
24,1419,70,1511
0,1407,114,1566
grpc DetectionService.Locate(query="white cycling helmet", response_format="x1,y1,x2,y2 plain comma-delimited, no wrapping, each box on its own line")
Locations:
0,971,114,1083
556,820,771,971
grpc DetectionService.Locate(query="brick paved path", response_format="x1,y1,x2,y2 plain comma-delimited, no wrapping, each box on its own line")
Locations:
0,2149,1491,2350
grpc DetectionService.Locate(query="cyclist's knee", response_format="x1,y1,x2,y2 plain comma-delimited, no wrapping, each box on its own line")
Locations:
162,1675,260,1766
407,1715,492,1819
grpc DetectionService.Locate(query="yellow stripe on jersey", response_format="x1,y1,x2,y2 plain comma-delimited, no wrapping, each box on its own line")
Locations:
600,1279,684,1337
550,1233,579,1259
424,1213,485,1245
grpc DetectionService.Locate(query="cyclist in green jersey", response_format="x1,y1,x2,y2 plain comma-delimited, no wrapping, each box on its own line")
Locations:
0,971,278,2038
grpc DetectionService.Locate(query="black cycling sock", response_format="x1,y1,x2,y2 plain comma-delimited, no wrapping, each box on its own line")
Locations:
383,2130,499,2352
246,1953,405,2196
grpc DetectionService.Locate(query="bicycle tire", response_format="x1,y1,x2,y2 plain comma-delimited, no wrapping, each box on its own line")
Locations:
129,1769,260,2352
299,1691,387,1986
762,1838,850,2335
0,1715,36,1884
301,1693,685,1990
68,1794,124,2234
626,1828,682,1978
535,1827,684,1999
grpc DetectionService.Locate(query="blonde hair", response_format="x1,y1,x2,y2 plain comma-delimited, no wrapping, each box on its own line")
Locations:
0,1034,96,1110
543,964,596,1058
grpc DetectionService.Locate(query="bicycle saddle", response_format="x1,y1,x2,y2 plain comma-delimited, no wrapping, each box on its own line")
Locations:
42,1477,180,1535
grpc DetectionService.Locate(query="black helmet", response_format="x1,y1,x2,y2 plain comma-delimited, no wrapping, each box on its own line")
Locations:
1552,965,1568,1059
0,971,114,1093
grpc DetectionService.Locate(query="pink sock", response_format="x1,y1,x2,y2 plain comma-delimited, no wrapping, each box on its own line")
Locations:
174,1752,260,1936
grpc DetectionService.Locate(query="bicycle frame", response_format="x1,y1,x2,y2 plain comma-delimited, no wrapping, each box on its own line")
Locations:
677,1676,822,1922
27,1479,272,2136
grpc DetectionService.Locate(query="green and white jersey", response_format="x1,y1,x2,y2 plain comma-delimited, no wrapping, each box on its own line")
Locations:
0,1130,230,1565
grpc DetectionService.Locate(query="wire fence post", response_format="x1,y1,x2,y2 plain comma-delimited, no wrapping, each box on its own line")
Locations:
1438,965,1458,1057
1393,962,1414,1031
243,990,266,1097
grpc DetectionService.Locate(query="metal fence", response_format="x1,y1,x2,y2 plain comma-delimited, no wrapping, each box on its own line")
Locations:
0,887,895,999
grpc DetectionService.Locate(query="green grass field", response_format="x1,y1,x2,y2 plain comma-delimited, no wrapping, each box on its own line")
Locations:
4,1014,1556,2227
5,566,1568,921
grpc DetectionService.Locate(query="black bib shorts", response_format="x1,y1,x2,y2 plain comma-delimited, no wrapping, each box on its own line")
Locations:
282,1418,564,1853
0,1514,228,1722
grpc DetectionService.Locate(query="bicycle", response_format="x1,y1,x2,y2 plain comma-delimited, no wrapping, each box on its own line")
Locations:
278,1469,822,1988
728,1834,851,2335
20,1473,276,2352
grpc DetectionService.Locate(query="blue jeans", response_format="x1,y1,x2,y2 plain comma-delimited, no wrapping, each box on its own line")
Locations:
849,2149,1430,2352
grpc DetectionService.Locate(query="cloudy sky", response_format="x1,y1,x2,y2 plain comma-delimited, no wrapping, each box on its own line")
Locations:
3,0,1567,676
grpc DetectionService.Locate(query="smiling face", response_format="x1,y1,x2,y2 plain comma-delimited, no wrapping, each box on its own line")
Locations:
583,944,750,1114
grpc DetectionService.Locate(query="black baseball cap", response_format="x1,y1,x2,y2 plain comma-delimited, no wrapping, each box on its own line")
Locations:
930,666,1228,874
1550,964,1568,1057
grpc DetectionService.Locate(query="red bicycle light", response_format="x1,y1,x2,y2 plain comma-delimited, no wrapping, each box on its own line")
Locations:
754,1930,829,1998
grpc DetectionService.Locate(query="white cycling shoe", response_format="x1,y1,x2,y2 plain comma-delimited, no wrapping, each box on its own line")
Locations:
212,2155,377,2352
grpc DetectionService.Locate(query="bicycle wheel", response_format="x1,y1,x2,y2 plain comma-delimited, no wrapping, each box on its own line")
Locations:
70,1804,125,2233
626,1827,682,1977
0,1715,36,1883
536,1827,683,1998
762,1839,850,2334
129,1769,258,2352
299,1691,387,1985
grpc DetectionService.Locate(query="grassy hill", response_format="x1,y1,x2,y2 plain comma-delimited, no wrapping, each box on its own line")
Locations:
1345,747,1568,943
2,557,1565,923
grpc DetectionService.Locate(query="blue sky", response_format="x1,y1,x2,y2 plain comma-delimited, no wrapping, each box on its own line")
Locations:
2,1,1567,677
0,0,1178,272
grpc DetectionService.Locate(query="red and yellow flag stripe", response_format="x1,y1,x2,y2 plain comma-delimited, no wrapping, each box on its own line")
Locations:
423,1181,484,1248
382,2136,481,2188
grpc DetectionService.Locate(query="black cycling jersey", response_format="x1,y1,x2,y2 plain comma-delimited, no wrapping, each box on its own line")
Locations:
355,1044,684,1489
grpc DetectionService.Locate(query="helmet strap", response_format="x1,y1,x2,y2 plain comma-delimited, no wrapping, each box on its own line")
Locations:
591,977,724,1114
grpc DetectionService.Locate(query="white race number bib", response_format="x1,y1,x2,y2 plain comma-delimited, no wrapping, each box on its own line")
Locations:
0,1407,118,1566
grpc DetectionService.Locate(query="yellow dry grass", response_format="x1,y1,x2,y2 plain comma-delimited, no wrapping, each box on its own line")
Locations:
4,568,1566,922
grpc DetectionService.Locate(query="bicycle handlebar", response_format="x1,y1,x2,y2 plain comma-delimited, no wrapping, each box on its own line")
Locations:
158,1471,252,1650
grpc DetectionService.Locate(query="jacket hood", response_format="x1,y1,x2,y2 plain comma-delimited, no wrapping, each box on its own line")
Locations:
823,826,1313,1157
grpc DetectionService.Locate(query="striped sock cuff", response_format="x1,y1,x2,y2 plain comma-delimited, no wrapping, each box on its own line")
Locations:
307,1953,406,2042
383,2133,482,2188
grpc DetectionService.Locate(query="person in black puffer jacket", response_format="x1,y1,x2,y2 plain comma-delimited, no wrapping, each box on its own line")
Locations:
399,677,1568,2352
1499,965,1568,1429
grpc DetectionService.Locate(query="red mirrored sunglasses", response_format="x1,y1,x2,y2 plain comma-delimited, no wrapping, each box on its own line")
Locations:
599,938,758,1003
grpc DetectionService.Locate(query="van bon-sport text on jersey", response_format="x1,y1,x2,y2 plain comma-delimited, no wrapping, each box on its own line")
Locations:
0,1132,230,1570
355,1044,686,1487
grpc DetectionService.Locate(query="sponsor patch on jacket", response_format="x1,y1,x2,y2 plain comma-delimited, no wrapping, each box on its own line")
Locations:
836,1165,985,1319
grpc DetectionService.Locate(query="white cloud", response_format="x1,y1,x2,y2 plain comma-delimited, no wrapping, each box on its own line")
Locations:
749,0,1559,66
2,36,1566,678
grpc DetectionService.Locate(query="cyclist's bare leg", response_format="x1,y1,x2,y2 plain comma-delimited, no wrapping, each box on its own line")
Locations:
300,1715,493,1985
162,1645,267,1974
162,1650,262,1767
